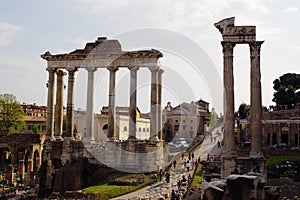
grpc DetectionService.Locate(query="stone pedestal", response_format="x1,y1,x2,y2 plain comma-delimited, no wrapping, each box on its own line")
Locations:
221,152,237,178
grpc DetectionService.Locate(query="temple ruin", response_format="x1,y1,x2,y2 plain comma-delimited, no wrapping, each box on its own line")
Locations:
40,37,167,194
214,17,266,178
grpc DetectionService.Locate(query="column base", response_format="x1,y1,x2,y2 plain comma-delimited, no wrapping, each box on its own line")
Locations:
127,136,137,141
54,136,64,141
150,136,159,142
83,137,94,147
249,151,264,158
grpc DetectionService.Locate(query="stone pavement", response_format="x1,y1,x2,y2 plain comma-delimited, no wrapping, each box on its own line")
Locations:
111,124,224,200
110,155,194,200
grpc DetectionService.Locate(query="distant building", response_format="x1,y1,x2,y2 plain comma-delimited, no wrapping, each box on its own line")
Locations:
162,99,210,142
237,104,300,147
22,104,47,133
74,106,151,142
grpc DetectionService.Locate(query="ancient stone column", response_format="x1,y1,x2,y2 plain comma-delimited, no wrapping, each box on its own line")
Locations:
28,158,33,172
84,67,97,142
108,66,118,140
18,160,25,181
46,68,57,140
54,69,66,141
149,66,159,141
65,67,78,139
158,69,164,140
222,42,236,153
128,66,139,140
250,41,264,156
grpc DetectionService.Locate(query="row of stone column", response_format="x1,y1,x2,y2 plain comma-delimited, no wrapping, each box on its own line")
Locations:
222,41,263,156
46,65,163,142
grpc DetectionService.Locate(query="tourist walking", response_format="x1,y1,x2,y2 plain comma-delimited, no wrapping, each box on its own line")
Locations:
165,171,170,183
173,160,177,169
186,160,191,171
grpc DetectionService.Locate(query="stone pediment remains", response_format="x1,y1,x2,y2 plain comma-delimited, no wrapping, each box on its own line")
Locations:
214,17,256,43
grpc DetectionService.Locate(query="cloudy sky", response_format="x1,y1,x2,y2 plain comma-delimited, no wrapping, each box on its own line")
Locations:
0,0,299,114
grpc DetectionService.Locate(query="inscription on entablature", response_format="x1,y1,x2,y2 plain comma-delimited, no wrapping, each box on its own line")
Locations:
222,26,256,43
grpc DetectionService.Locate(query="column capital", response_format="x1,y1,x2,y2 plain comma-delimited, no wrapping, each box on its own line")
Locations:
221,42,235,56
46,67,57,73
148,65,160,72
158,69,164,74
66,67,78,73
107,66,118,72
249,41,264,57
85,67,97,72
128,66,139,71
56,69,67,76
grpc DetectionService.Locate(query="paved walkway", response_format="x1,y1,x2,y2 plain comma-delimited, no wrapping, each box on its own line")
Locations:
111,155,194,200
111,124,224,200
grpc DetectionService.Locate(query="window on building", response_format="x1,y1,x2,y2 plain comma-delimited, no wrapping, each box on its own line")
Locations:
139,127,142,132
147,128,149,132
190,126,193,130
182,125,186,130
190,120,193,123
143,128,146,132
183,119,186,123
123,126,127,132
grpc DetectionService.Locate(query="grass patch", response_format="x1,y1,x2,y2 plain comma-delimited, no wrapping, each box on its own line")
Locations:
83,177,158,200
191,168,203,188
267,156,300,167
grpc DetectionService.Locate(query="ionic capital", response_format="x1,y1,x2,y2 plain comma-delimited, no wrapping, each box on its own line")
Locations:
85,67,97,72
158,69,164,75
128,66,139,71
66,67,78,73
148,65,160,73
107,66,118,72
56,69,67,76
46,67,57,73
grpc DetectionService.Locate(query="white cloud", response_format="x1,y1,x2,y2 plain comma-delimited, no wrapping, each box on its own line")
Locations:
0,21,23,46
284,7,298,13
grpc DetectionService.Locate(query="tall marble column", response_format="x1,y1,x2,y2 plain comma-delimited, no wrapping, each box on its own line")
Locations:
54,69,66,141
128,66,139,140
149,66,159,141
108,66,118,140
65,67,78,139
84,67,97,142
46,68,57,140
250,41,264,156
158,69,164,140
222,42,236,153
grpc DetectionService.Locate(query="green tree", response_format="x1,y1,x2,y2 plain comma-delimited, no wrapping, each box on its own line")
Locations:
236,103,250,119
31,124,40,134
208,108,218,129
272,73,300,106
0,94,25,137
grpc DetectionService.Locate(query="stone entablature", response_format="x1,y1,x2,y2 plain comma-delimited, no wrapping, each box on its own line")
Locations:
42,37,164,142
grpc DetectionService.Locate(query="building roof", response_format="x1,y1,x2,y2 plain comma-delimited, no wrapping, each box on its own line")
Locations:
24,116,47,122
